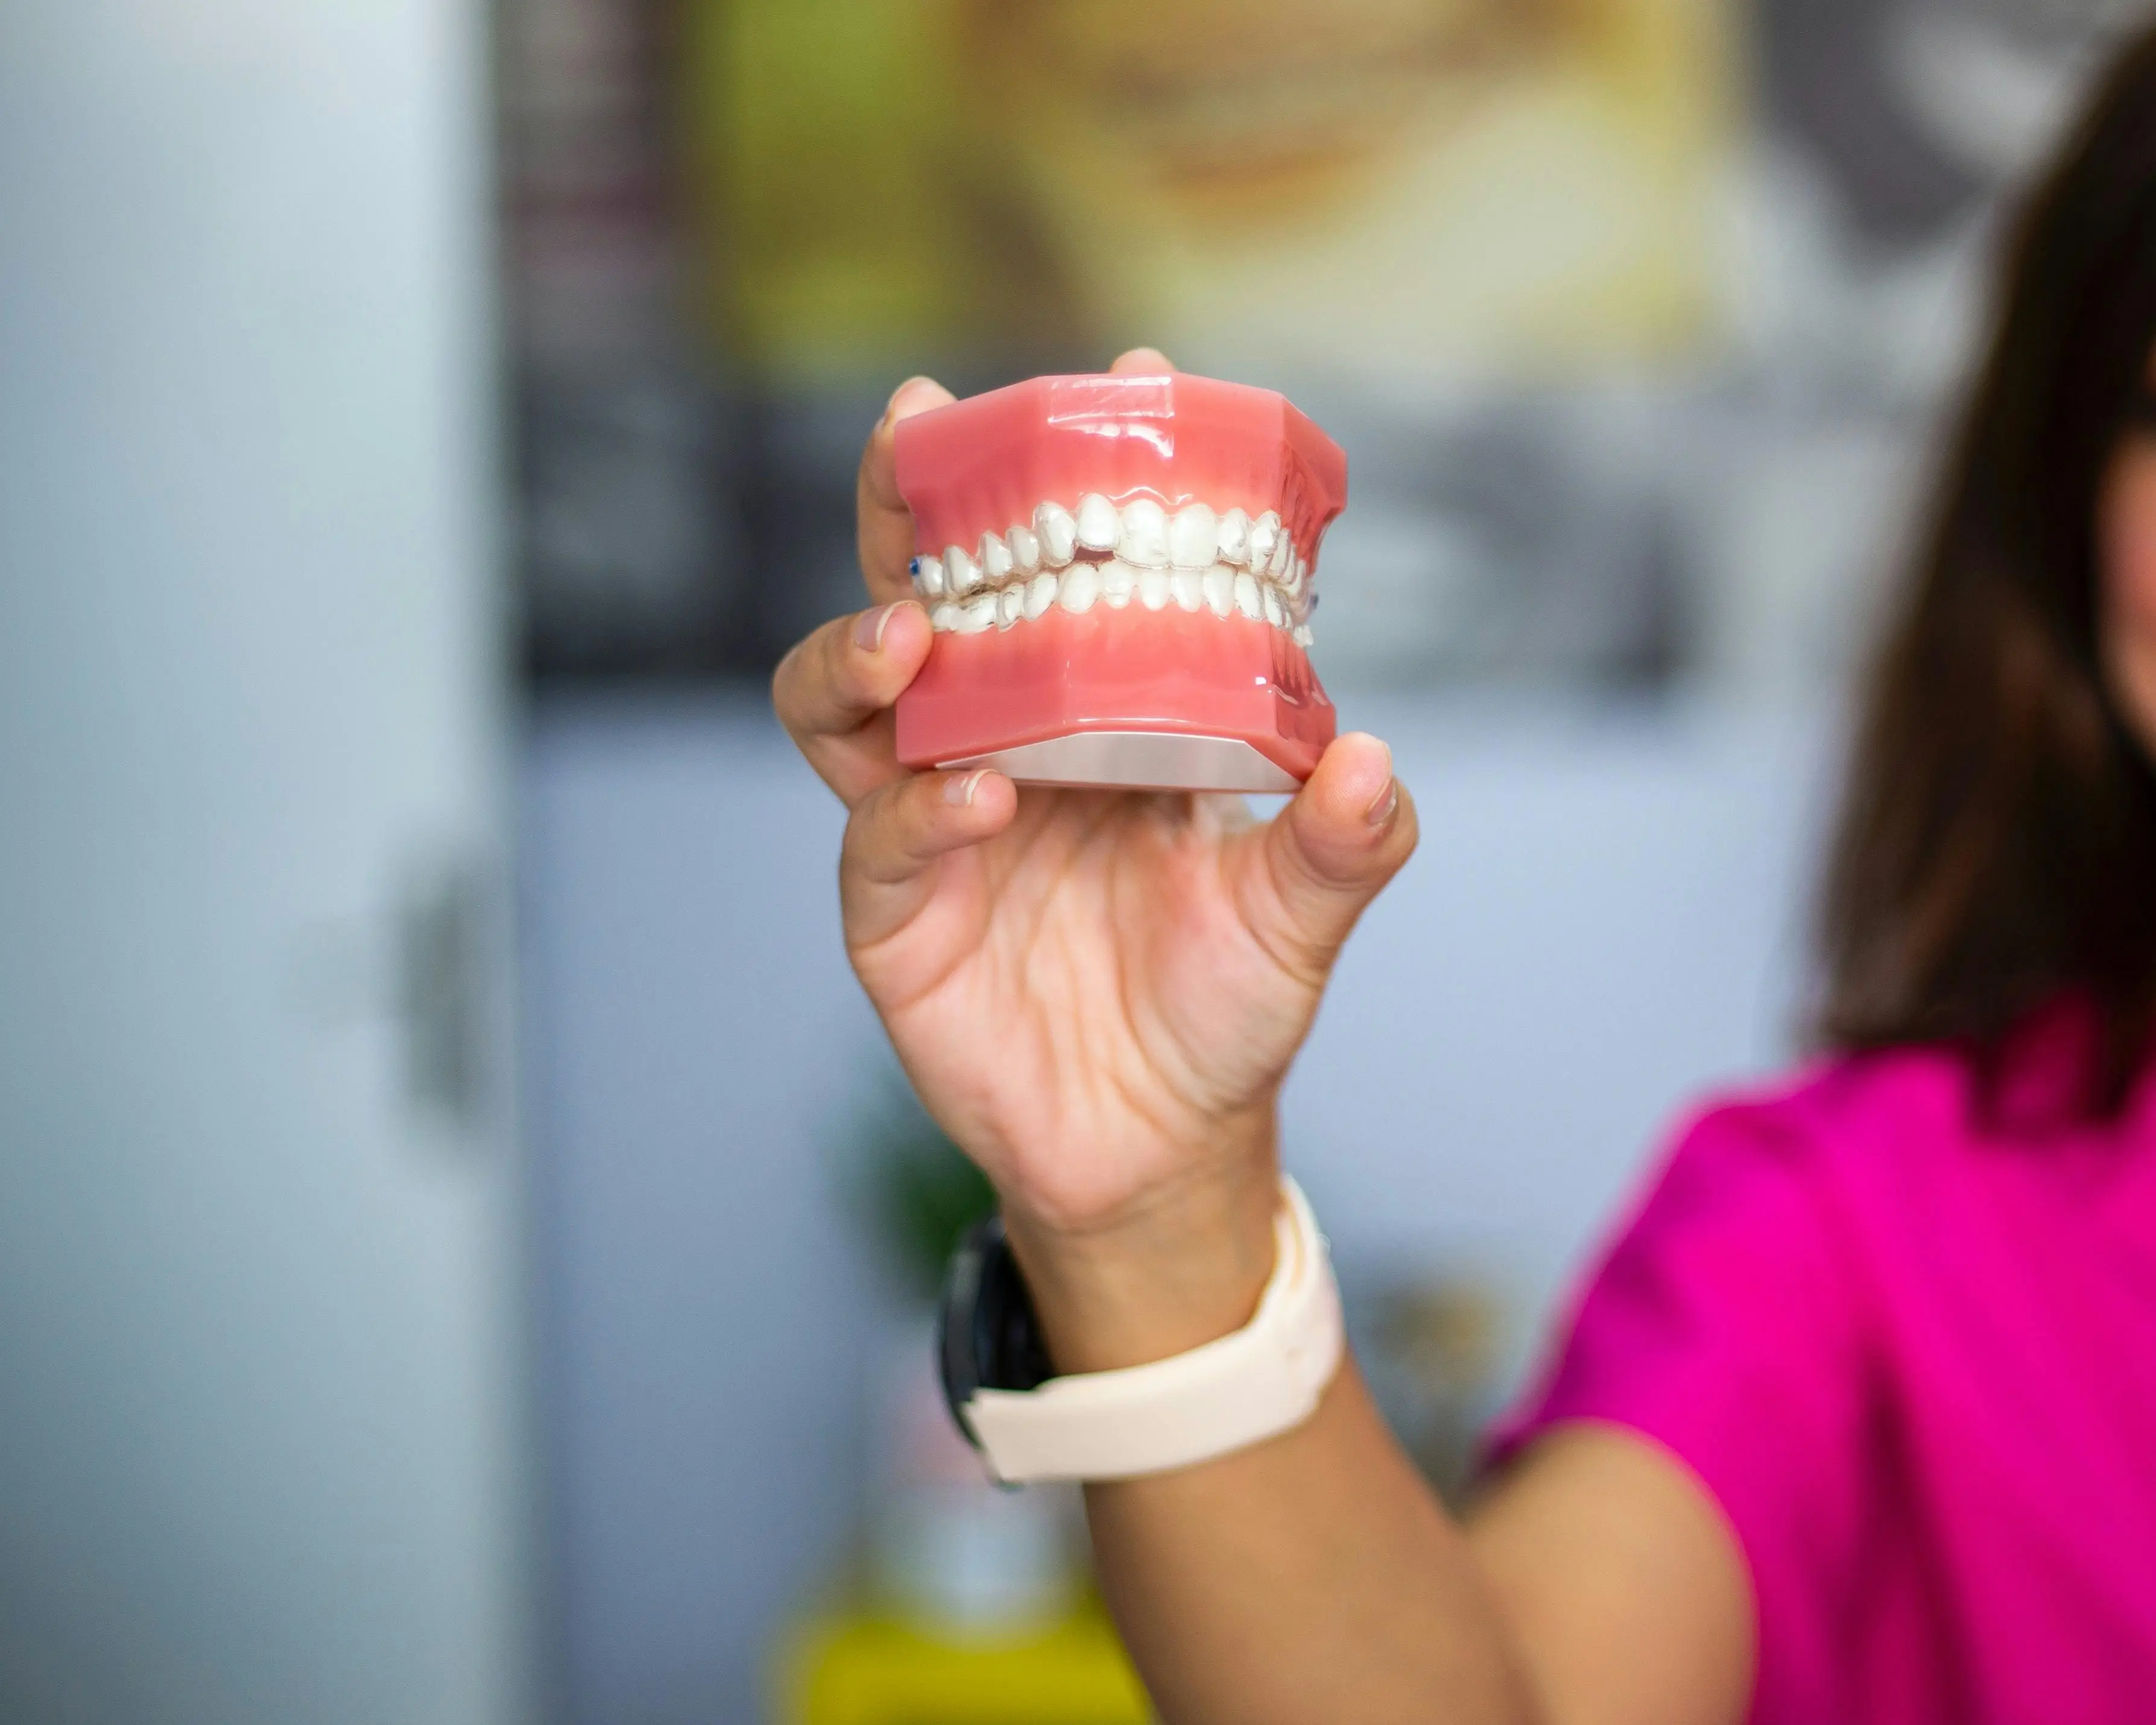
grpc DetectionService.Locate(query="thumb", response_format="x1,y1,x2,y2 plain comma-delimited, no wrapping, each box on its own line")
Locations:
1235,733,1418,989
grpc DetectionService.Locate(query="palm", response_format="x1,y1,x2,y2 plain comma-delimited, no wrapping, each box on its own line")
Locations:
853,788,1324,1220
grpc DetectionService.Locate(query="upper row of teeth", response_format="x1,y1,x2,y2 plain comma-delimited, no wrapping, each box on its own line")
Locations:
911,498,1313,603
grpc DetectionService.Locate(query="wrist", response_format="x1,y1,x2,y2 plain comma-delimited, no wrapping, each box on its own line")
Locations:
947,1173,1346,1484
1001,1118,1282,1375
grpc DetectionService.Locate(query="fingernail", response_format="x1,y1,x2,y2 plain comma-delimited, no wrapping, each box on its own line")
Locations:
884,375,935,421
855,604,898,653
944,770,986,808
1365,779,1399,828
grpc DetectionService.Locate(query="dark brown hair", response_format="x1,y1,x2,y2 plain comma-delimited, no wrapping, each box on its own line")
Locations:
1817,24,2156,1117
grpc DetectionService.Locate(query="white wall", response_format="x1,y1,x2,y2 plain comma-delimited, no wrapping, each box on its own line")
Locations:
520,691,1833,1724
0,3,530,1721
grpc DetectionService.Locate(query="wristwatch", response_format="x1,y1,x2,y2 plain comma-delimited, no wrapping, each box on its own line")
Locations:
935,1176,1346,1485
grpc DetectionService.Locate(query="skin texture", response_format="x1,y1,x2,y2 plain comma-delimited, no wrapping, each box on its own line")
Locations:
773,350,1759,1724
2100,383,2156,755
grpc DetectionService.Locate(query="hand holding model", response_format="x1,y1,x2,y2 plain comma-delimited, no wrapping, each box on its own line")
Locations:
776,352,1751,1725
771,351,1416,1374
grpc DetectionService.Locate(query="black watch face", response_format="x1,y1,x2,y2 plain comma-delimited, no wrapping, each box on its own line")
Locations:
937,1212,1055,1448
979,1243,1057,1394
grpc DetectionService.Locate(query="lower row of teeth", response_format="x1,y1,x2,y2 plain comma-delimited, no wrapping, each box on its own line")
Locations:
925,560,1315,648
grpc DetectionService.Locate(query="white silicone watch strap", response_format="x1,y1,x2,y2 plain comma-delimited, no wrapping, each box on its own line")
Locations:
963,1177,1344,1484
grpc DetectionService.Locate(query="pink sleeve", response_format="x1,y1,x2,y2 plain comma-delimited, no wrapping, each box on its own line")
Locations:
1487,1099,1870,1723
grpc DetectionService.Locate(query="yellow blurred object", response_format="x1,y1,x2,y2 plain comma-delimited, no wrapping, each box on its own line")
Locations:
779,1605,1154,1725
683,0,1734,384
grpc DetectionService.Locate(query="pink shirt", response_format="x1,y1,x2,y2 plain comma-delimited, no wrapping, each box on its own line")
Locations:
1494,1016,2156,1723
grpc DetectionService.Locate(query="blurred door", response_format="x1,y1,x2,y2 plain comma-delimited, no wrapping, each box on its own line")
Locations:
0,3,531,1723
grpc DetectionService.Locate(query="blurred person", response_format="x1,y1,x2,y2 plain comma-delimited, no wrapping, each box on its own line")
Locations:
772,24,2156,1725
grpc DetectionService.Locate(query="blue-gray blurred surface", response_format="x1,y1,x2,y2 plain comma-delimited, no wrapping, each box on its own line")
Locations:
522,692,1832,1724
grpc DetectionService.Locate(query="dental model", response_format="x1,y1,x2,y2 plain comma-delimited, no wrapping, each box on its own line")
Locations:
893,370,1346,793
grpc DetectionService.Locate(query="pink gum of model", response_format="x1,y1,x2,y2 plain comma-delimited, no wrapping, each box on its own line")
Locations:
893,372,1347,793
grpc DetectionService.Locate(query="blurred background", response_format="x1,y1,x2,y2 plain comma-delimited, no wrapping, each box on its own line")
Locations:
4,0,2148,1720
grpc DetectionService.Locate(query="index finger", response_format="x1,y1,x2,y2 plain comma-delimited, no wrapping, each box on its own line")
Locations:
1107,347,1175,374
771,600,934,808
858,376,956,605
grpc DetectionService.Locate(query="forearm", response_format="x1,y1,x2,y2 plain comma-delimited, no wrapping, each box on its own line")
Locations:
1002,1159,1541,1725
1086,1362,1542,1725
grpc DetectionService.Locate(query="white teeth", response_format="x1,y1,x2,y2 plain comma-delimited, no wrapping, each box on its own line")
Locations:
1116,498,1169,568
928,502,1312,636
944,544,982,596
1057,562,1101,613
1075,493,1119,553
1216,508,1250,567
1202,566,1234,617
1009,524,1041,577
1168,504,1217,569
1035,502,1076,568
1292,624,1314,649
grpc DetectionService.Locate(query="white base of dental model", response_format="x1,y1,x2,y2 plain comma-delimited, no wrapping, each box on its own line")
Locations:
961,1178,1345,1484
938,731,1303,796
